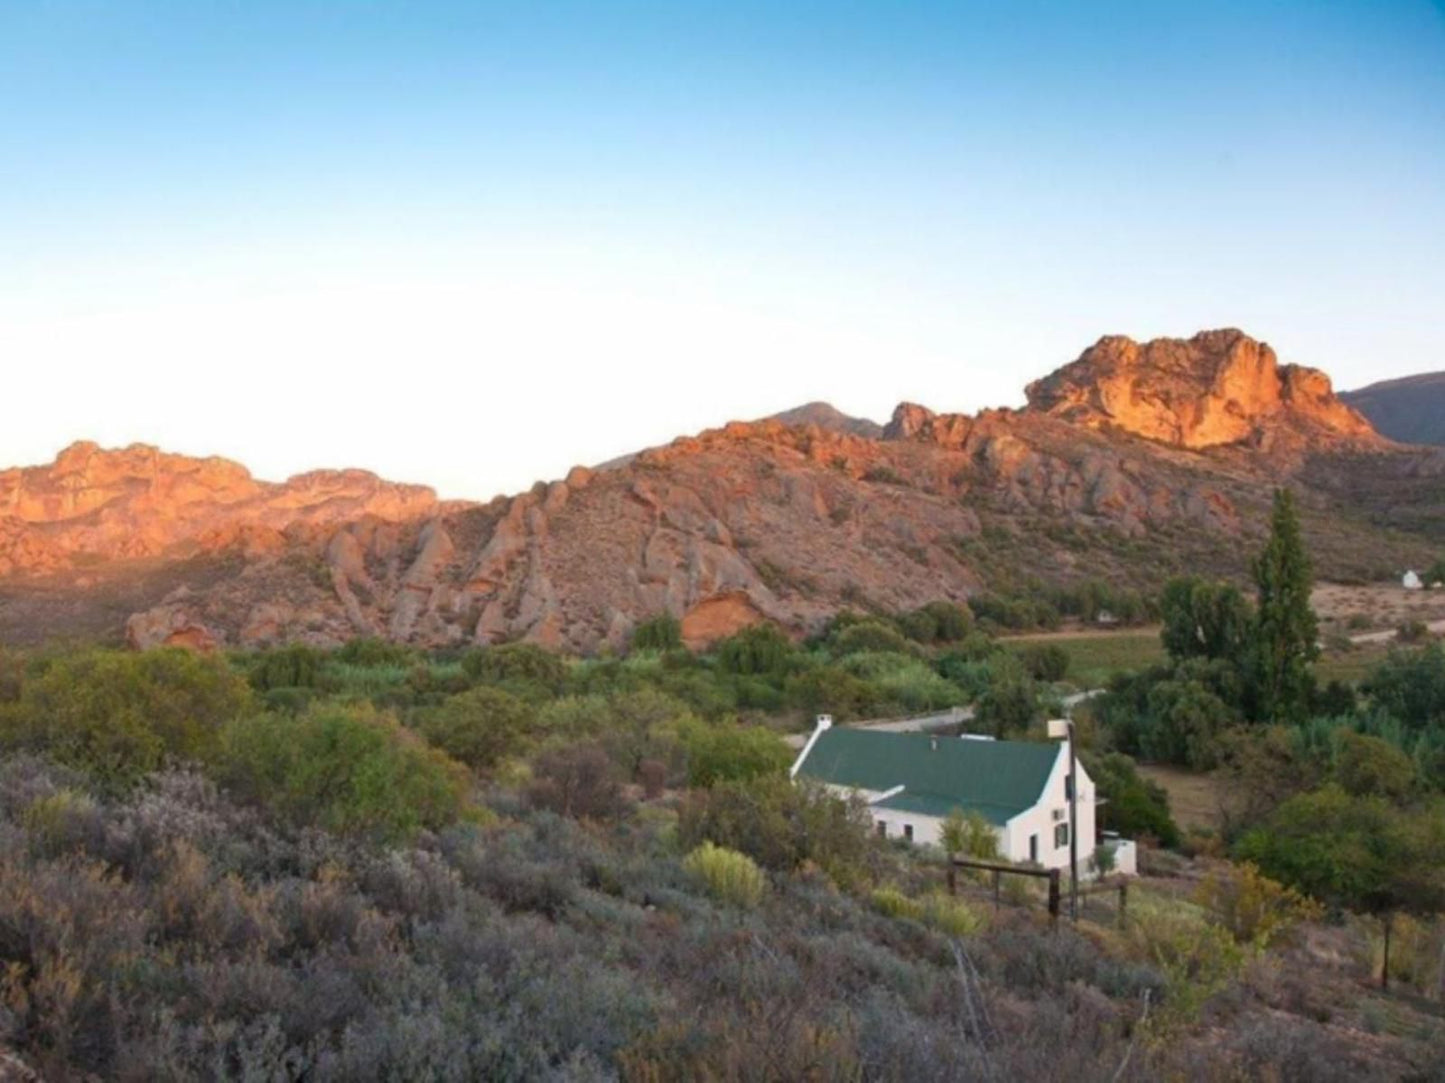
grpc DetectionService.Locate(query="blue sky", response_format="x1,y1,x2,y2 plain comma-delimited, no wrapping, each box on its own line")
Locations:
2,1,1443,498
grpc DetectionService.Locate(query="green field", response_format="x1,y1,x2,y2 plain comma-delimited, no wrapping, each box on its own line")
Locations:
1002,629,1166,686
1005,628,1397,690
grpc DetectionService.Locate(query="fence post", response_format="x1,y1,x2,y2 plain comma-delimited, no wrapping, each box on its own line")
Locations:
993,869,1001,911
1047,869,1060,925
1118,880,1128,928
947,863,957,896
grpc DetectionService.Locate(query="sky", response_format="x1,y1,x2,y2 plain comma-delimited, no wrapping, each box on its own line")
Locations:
2,1,1443,500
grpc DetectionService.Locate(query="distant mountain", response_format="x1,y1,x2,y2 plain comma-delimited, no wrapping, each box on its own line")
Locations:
2,328,1440,652
1341,372,1445,446
766,402,883,439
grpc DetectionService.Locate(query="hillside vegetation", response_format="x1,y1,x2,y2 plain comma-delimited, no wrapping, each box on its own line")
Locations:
2,493,1445,1079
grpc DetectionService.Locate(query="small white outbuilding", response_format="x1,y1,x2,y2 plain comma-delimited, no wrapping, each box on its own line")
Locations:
1404,570,1424,591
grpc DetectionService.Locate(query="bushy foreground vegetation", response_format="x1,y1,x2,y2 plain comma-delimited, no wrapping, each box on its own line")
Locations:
0,492,1443,1078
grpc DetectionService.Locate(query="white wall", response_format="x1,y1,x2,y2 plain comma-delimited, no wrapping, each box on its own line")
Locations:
812,742,1107,879
1001,744,1096,874
869,807,946,846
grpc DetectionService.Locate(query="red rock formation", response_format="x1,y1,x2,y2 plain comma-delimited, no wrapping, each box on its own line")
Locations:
1,329,1430,654
0,441,443,577
1023,329,1379,449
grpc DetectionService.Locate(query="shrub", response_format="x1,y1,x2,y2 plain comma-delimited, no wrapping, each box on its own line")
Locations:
683,842,766,908
870,886,924,921
217,704,469,842
1125,894,1246,1026
1019,643,1070,682
939,808,1000,859
832,620,914,658
898,601,974,644
631,614,683,652
334,637,417,668
678,777,875,885
973,655,1040,737
414,686,538,771
681,723,792,787
1333,730,1415,800
246,644,323,691
461,642,568,692
920,893,984,937
527,741,627,821
1086,753,1181,848
0,648,253,788
784,664,882,721
1194,861,1323,951
714,624,794,677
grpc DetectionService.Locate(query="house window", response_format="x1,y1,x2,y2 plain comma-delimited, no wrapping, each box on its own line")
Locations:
903,824,914,842
1054,822,1070,849
876,821,887,838
1065,773,1074,800
1028,834,1039,863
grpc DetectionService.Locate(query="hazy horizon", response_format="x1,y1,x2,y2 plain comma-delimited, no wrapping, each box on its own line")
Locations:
4,1,1443,499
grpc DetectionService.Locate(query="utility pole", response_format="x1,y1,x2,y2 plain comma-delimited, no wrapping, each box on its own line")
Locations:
1048,718,1079,921
1067,720,1078,921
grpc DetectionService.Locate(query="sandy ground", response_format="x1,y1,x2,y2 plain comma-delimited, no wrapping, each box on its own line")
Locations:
1313,581,1445,636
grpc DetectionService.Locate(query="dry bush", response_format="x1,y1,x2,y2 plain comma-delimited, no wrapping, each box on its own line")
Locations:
1194,861,1323,952
683,842,767,908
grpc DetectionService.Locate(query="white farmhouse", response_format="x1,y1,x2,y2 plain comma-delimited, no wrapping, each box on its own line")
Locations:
791,718,1131,876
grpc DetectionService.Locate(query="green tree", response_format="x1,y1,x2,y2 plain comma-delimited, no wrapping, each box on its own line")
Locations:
415,686,538,771
681,722,792,787
0,648,253,787
715,624,794,677
1019,643,1070,682
1250,489,1319,725
1159,577,1253,664
630,613,683,652
899,601,974,644
247,643,323,691
1236,786,1445,988
218,703,470,842
1361,642,1445,731
461,642,568,693
1334,730,1415,801
831,620,914,658
974,655,1040,737
1086,752,1181,847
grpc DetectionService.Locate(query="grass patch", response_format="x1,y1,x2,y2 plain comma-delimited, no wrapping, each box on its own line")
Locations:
1136,764,1227,834
1002,630,1166,686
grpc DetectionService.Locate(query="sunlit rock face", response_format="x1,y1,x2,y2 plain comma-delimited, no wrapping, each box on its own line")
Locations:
1024,329,1379,450
1,328,1430,654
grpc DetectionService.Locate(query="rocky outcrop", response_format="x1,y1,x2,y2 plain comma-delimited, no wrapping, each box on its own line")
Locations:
1023,329,1379,449
2,328,1433,653
0,441,443,576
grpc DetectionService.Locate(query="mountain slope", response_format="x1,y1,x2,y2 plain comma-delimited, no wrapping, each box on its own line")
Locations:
1,329,1438,651
1341,372,1445,446
767,402,883,438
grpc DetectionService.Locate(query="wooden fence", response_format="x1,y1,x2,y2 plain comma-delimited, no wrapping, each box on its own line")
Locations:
946,856,1131,927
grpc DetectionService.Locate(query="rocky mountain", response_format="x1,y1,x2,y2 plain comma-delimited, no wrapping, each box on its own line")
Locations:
767,402,883,439
1024,329,1379,450
1,329,1440,652
1342,371,1445,446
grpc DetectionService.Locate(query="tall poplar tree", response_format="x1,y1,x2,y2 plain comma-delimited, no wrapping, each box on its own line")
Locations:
1251,488,1318,724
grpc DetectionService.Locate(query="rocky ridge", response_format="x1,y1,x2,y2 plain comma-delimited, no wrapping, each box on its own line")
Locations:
0,330,1435,653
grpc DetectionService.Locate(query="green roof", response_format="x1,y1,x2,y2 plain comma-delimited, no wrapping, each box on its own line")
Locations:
795,729,1060,826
